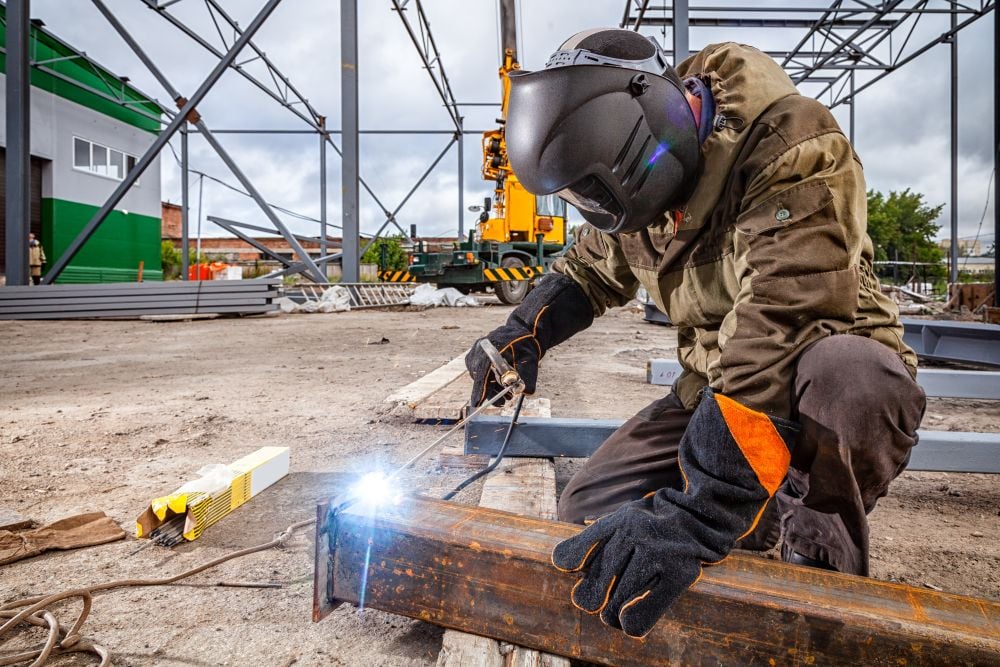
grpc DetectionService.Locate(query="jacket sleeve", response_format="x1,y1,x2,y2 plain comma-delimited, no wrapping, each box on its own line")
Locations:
713,130,866,418
552,224,640,317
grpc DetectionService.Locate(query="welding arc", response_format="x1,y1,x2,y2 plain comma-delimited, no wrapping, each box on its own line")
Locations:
0,518,315,667
441,392,525,501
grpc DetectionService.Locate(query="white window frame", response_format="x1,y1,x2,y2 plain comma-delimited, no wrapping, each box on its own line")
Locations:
72,136,140,186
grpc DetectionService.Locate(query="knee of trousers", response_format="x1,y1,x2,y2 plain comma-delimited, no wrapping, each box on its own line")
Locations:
793,335,925,493
556,480,590,525
795,335,925,425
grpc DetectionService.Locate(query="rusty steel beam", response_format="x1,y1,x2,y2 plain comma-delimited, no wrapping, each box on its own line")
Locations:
313,495,1000,666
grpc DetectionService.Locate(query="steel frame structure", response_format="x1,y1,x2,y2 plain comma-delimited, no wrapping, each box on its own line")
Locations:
622,0,997,300
2,1,995,293
1,0,476,286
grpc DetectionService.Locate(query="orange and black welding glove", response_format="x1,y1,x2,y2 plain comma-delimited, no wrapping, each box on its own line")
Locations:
466,274,593,406
551,388,798,638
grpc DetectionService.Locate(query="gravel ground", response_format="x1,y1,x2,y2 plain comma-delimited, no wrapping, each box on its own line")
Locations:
1,302,997,665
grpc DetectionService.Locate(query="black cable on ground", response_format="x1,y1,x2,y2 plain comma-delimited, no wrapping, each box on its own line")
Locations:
441,393,525,501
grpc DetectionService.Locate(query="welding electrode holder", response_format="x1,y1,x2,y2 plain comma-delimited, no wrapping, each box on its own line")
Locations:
478,338,521,387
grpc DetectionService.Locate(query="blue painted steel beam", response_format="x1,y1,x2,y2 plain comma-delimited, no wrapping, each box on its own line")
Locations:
646,358,1000,400
465,416,1000,474
901,319,1000,368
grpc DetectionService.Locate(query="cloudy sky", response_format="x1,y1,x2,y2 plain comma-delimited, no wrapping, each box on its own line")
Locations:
31,0,996,248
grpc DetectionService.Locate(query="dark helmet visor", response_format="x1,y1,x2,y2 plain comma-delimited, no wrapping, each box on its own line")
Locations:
557,177,623,219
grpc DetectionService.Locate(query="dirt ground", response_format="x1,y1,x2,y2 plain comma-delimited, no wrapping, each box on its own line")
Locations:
1,302,997,666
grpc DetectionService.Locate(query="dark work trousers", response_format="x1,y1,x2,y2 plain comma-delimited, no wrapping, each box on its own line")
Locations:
557,335,926,576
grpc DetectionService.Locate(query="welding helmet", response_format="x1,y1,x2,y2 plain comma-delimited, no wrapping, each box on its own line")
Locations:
506,28,700,234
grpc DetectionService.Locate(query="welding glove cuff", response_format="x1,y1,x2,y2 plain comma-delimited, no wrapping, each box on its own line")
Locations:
551,388,798,638
0,512,126,566
467,273,593,406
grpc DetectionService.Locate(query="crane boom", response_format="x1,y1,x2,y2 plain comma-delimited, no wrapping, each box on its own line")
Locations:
500,0,518,70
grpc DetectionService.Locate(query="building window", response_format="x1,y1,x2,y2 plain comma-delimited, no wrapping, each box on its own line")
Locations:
73,137,139,184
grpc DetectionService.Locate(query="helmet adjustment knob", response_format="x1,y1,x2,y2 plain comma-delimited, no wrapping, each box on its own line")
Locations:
629,73,650,96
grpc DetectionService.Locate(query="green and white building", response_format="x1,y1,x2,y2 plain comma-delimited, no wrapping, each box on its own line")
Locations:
0,6,164,282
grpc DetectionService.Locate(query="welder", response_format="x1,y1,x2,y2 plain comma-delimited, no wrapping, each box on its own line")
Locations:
465,29,926,639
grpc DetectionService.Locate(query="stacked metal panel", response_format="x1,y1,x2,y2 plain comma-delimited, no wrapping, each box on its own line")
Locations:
0,280,279,319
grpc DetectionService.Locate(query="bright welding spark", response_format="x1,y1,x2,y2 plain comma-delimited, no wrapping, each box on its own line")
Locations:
349,471,393,511
358,534,373,612
647,142,669,166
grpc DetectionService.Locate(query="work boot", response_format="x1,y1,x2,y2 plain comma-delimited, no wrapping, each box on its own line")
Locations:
781,542,838,571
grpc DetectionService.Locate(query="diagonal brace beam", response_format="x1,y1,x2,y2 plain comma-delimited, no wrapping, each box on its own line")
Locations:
91,0,325,282
43,0,286,283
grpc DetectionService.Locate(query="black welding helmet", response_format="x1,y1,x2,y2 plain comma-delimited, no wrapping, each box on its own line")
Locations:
506,29,701,234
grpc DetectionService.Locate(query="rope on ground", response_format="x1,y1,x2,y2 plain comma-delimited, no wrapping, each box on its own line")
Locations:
0,518,315,667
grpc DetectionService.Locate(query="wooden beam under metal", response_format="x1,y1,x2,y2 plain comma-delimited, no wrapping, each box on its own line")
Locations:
314,495,1000,666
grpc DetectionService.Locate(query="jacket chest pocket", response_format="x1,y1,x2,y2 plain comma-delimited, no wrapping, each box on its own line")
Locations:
735,180,848,276
618,225,674,271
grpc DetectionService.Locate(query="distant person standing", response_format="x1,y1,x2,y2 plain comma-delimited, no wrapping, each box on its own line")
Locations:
28,232,46,285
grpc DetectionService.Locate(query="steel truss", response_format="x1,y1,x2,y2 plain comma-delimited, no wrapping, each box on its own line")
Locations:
3,2,994,292
1,0,477,286
622,1,997,295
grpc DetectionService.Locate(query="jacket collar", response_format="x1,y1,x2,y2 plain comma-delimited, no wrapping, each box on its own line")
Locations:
673,43,799,231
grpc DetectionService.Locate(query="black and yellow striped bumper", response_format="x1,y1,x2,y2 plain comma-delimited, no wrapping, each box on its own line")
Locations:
483,265,545,283
378,270,418,283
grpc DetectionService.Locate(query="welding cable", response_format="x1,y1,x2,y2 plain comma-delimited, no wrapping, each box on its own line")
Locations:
0,518,315,667
384,381,520,484
441,392,525,501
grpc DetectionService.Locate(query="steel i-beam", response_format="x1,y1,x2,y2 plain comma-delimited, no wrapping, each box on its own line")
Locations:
313,495,1000,666
464,415,1000,474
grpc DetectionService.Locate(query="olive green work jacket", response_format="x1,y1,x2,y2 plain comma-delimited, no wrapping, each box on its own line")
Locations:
553,43,916,419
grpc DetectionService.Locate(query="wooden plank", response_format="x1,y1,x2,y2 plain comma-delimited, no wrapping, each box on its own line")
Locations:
439,396,566,667
413,375,471,422
316,496,1000,667
385,354,469,408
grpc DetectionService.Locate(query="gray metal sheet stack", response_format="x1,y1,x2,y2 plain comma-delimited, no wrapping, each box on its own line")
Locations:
0,280,280,320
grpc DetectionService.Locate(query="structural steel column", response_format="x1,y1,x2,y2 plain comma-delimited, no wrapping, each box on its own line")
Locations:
181,124,190,281
340,0,360,283
994,2,999,307
457,118,464,237
949,9,959,285
320,119,328,273
672,0,689,64
4,0,30,286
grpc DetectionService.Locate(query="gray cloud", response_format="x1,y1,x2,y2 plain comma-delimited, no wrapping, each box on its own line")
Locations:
30,0,997,245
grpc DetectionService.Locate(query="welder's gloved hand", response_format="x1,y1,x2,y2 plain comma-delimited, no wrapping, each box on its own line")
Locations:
552,388,798,638
466,273,593,406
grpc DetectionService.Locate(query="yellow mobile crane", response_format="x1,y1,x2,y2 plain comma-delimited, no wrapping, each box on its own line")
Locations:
406,0,568,304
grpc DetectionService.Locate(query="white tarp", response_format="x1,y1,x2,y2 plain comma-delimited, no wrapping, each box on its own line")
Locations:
408,283,480,307
275,286,353,314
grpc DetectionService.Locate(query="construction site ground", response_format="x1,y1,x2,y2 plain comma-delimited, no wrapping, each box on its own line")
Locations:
2,301,998,666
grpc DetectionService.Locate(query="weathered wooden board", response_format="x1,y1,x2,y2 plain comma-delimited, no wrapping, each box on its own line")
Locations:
316,496,1000,667
385,354,469,408
439,392,566,667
